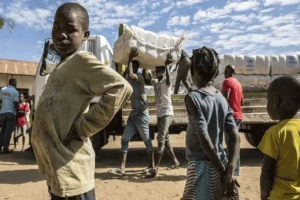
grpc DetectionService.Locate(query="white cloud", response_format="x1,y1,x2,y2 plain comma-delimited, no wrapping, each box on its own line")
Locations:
264,0,300,6
167,15,190,26
138,16,160,27
194,0,260,21
160,5,173,13
260,7,275,13
224,0,260,12
176,0,206,6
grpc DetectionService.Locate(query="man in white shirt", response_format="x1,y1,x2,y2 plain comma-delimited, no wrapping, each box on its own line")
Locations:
147,53,180,177
0,78,19,154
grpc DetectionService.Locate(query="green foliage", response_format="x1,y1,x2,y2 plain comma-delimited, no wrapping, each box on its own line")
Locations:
0,17,15,33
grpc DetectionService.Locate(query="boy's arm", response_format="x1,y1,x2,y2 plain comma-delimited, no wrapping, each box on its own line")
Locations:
75,52,133,141
224,106,240,174
128,58,138,80
143,70,152,86
128,47,139,80
165,64,171,86
260,155,276,200
185,94,225,173
165,52,173,87
257,129,279,200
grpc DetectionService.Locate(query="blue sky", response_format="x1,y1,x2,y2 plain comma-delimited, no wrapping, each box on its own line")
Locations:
0,0,299,62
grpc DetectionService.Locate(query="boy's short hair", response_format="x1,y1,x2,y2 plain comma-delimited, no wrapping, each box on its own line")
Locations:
269,74,300,104
56,2,89,30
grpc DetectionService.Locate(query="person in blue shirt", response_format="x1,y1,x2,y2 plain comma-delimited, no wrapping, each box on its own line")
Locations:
0,78,19,154
109,47,155,177
181,47,240,199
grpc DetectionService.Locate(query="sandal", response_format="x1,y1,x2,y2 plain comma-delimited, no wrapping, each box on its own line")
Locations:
141,168,151,175
144,167,157,178
108,168,125,176
167,161,180,170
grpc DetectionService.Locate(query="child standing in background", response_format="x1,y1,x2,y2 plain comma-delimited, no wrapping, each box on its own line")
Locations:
258,75,300,200
181,46,240,200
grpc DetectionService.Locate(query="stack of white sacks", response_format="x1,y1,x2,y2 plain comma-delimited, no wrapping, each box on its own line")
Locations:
214,54,300,93
113,24,187,95
113,24,186,70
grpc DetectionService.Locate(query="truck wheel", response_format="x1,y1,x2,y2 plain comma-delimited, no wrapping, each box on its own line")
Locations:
91,130,109,155
244,130,265,148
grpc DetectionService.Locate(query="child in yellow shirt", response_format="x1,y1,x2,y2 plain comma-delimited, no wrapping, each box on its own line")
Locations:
258,74,300,200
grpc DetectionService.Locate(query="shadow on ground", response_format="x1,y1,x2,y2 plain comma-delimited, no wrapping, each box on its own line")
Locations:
0,151,37,165
0,168,44,184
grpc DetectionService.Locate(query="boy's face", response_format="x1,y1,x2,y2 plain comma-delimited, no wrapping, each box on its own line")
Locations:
52,10,89,58
267,90,279,120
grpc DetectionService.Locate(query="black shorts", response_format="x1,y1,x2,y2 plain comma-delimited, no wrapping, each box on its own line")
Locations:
48,187,95,200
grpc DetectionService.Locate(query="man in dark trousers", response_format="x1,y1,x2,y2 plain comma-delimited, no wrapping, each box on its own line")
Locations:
0,78,19,154
174,50,193,94
222,64,243,177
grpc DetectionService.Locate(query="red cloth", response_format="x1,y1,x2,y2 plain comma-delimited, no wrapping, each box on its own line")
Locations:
16,102,29,127
222,77,243,120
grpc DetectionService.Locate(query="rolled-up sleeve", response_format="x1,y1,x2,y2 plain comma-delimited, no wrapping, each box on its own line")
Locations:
75,52,133,140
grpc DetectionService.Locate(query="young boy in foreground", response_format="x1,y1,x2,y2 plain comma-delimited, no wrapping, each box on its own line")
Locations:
258,74,300,200
31,2,132,199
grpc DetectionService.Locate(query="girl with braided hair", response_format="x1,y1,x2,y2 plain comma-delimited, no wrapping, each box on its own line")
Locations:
181,46,240,200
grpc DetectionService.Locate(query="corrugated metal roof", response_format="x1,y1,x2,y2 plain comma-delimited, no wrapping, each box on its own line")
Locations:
0,59,38,76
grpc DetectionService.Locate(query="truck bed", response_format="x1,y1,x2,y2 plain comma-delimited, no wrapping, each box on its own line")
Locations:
121,93,276,126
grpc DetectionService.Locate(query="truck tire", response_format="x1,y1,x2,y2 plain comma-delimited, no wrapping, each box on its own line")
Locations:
243,127,266,148
91,129,109,155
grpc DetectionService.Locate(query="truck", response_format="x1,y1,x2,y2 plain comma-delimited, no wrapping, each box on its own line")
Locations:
33,24,276,152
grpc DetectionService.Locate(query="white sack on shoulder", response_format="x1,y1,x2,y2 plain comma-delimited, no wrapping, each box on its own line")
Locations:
113,24,186,70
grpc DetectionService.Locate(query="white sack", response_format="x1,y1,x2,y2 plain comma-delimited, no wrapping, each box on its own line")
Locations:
113,24,186,70
270,55,300,75
223,55,271,75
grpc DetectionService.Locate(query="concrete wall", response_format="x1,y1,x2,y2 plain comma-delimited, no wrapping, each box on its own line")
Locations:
0,74,34,95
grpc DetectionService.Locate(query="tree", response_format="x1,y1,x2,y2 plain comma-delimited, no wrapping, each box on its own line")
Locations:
0,17,15,33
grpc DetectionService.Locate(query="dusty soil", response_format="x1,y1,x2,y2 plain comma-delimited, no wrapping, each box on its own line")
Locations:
0,133,262,200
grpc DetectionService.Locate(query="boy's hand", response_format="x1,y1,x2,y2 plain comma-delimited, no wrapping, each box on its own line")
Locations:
129,47,138,59
165,52,173,66
222,170,240,196
64,124,83,146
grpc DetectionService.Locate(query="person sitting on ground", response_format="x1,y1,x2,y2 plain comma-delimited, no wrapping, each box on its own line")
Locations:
146,54,180,177
108,47,155,177
14,93,29,151
174,50,193,94
258,74,300,200
0,78,19,154
181,46,240,199
222,64,243,177
31,2,132,199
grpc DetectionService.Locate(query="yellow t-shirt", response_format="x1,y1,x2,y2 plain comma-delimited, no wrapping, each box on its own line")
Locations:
258,119,300,200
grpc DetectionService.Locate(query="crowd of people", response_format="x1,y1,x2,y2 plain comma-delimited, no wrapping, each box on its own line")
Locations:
0,78,34,154
0,2,300,200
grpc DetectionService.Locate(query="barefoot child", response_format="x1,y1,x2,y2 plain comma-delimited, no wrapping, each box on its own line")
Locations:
14,93,29,151
181,47,240,200
258,75,300,200
31,2,132,199
109,47,155,176
146,54,180,175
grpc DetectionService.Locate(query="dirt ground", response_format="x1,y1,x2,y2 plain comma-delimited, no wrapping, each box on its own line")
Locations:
0,132,262,200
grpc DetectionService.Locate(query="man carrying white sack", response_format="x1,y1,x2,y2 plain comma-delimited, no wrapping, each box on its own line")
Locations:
144,53,180,177
174,50,193,94
109,47,156,177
